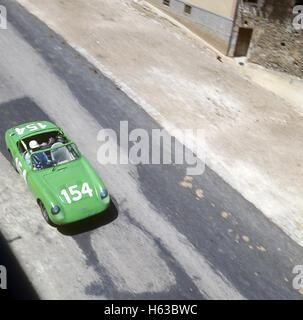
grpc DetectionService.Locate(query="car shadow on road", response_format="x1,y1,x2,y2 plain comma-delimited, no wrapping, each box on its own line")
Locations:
0,97,54,161
57,198,119,236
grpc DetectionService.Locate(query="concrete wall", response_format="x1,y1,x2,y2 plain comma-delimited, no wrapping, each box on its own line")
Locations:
185,0,237,19
149,0,236,53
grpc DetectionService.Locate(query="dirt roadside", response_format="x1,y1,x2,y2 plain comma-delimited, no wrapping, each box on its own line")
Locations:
15,0,303,246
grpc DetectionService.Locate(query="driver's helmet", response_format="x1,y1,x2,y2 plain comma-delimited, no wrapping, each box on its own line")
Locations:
29,140,40,150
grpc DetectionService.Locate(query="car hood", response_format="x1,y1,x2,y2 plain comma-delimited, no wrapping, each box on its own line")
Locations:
38,158,105,206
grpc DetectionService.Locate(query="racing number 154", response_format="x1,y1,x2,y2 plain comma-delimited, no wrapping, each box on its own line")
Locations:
61,183,93,204
15,123,47,135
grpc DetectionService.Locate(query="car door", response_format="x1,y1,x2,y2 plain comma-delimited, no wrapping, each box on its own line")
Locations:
13,141,30,184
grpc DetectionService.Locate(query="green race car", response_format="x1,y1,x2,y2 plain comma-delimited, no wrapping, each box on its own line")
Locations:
5,121,110,226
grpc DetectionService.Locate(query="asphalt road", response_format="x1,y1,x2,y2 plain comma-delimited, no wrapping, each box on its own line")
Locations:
0,0,302,299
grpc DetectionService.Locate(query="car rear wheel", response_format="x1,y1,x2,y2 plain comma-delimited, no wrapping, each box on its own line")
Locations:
39,201,55,227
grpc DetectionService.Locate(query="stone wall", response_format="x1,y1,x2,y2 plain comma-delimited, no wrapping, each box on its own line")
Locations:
229,0,303,78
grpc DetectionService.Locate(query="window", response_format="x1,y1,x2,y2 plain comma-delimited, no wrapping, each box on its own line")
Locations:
243,0,258,4
30,143,80,171
184,4,192,14
163,0,170,6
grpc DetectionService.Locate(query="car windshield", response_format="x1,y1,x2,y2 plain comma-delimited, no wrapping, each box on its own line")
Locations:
30,143,80,171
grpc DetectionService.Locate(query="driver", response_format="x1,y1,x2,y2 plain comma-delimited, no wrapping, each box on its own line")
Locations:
40,137,55,150
25,140,50,170
56,134,65,144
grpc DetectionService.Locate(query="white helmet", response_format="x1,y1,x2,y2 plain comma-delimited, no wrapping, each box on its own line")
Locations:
29,140,40,150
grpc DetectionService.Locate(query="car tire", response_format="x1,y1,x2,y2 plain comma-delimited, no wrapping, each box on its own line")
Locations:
8,150,18,173
39,201,55,227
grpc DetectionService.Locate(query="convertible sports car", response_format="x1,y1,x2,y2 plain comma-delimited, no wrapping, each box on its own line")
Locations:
5,121,110,226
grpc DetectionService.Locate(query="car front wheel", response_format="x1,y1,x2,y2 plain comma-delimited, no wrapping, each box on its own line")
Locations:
39,201,55,227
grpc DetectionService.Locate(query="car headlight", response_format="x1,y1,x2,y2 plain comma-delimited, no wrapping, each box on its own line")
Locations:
51,205,61,215
100,189,108,199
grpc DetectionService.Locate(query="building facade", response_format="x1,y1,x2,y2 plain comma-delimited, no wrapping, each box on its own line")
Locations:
148,0,238,53
149,0,303,77
229,0,303,78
